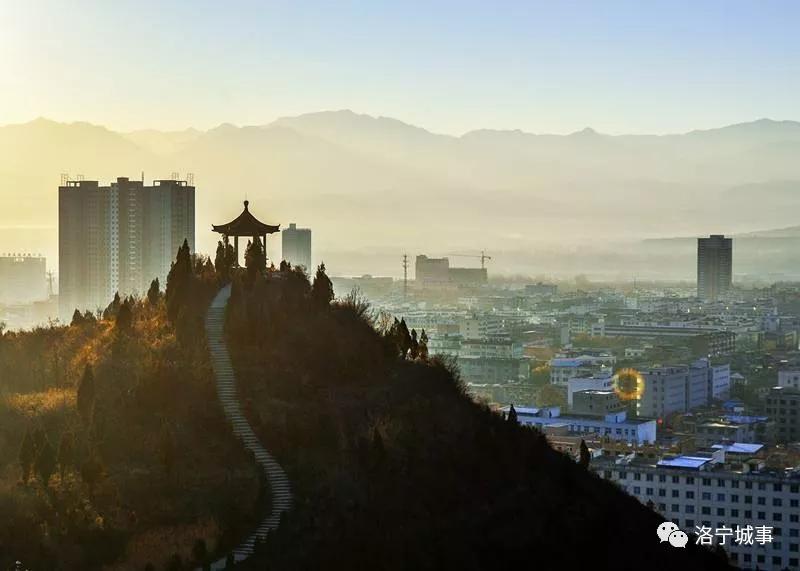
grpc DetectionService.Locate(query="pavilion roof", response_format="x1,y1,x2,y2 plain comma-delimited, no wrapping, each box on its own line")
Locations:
212,200,280,236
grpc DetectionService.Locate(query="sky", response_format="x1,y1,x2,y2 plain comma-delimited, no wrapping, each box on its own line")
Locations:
1,0,799,135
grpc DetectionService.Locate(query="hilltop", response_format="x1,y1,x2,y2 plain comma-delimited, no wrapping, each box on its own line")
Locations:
217,261,733,570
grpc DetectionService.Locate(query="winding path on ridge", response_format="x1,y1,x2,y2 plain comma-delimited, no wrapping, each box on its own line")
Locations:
203,284,293,569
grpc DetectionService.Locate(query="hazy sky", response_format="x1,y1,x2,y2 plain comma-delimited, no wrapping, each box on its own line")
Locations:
1,0,799,134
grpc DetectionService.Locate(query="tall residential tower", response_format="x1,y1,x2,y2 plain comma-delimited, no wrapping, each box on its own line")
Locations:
281,223,312,269
59,177,195,319
697,234,732,301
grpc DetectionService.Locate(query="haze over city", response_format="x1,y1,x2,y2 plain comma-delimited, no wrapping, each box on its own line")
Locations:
6,3,800,571
2,1,800,280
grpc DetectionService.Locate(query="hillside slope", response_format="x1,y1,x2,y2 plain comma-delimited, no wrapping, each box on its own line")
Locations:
224,266,733,571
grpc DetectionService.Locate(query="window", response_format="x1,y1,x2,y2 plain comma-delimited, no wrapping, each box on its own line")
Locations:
731,494,739,502
686,476,695,484
731,509,739,517
745,495,753,504
716,507,725,516
758,511,766,520
672,504,680,512
775,513,783,522
745,482,753,489
686,519,695,528
731,480,740,489
702,492,712,500
634,486,641,494
659,475,666,483
672,476,679,484
686,505,695,514
702,507,711,515
646,474,653,482
659,489,666,497
672,490,679,498
773,498,783,507
702,478,711,486
758,497,766,505
717,493,725,502
717,478,725,487
619,471,627,479
646,487,653,495
634,473,641,481
686,491,695,499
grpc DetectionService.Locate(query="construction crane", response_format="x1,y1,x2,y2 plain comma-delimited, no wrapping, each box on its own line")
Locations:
447,250,492,269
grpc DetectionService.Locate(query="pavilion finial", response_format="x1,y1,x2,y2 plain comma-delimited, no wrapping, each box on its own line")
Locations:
244,199,249,210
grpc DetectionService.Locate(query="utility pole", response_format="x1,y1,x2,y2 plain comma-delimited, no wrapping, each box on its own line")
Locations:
402,254,408,300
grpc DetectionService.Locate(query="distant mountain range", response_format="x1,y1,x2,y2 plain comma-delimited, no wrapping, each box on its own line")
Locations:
1,111,799,279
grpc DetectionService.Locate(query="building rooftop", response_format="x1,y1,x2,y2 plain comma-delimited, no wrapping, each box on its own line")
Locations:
712,442,764,454
656,456,711,470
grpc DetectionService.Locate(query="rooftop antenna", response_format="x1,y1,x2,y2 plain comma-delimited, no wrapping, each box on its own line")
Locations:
141,171,144,183
60,173,70,185
47,271,54,297
186,172,194,186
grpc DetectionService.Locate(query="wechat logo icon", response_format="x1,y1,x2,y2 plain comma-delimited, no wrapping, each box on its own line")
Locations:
657,521,688,548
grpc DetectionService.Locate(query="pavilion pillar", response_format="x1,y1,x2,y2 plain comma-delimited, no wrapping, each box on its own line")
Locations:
234,236,239,267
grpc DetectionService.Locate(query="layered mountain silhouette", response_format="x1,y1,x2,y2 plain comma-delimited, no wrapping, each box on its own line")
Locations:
1,111,799,279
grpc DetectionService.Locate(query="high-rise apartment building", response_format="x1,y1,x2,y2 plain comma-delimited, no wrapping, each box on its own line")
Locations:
281,223,311,269
59,177,195,319
697,234,732,301
0,255,48,305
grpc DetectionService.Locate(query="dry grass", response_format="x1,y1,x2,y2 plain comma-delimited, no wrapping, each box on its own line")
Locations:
4,387,76,418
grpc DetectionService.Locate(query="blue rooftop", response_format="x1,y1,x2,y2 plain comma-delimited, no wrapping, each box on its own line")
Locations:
657,456,710,470
723,415,768,425
712,442,764,454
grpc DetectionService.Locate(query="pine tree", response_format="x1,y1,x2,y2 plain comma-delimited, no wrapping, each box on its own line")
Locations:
507,404,518,425
214,240,227,280
409,329,419,359
398,319,412,358
245,237,266,273
70,308,84,326
77,364,96,424
116,299,133,331
103,292,121,320
19,429,35,483
57,432,74,482
166,239,192,322
147,278,160,306
419,329,429,360
311,263,334,309
579,439,591,468
35,436,56,487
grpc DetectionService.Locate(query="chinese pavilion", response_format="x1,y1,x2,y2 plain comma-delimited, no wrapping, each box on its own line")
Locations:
212,200,280,265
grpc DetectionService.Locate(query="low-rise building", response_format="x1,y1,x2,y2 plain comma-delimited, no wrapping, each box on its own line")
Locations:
502,405,657,445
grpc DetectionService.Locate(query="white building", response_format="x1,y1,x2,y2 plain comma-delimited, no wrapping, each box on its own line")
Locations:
503,405,657,445
550,356,612,387
567,371,615,408
778,370,800,390
594,452,800,571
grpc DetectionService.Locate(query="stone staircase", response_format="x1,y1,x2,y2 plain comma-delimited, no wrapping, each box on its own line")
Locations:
203,284,293,569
